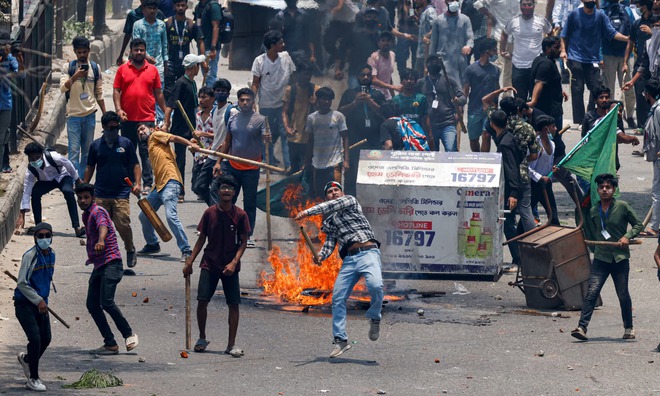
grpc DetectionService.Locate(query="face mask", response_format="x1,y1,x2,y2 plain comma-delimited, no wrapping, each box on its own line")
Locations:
427,64,441,74
489,54,498,62
447,1,460,12
584,1,596,9
365,19,378,28
215,93,229,102
30,159,43,168
36,238,52,250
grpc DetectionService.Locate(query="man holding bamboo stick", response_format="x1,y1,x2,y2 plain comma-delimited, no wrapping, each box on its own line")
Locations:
294,181,383,358
183,175,249,355
216,88,271,249
163,53,205,202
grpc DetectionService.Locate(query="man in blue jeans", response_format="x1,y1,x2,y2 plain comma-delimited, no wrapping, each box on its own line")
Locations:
420,54,466,152
571,173,643,341
136,123,198,261
294,181,383,358
218,88,270,248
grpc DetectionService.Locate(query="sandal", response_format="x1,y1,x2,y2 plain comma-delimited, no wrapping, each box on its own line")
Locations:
638,229,659,238
224,347,244,357
125,333,139,351
194,339,210,352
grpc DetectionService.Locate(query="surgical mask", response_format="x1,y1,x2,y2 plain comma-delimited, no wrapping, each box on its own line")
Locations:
30,159,44,168
365,19,378,28
584,1,596,9
489,54,498,62
215,92,229,102
427,64,441,74
448,1,460,12
36,238,52,250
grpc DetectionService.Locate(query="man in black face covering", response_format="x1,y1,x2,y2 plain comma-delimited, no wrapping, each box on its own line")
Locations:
83,111,142,269
560,0,629,124
271,0,315,62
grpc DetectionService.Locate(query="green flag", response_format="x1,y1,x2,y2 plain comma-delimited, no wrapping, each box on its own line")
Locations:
558,104,619,205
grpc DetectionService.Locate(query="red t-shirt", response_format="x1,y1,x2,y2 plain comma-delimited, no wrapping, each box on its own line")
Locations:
113,61,161,122
197,204,251,274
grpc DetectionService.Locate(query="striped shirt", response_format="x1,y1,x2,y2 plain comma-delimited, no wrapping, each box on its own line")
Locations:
304,195,378,261
195,107,215,163
83,203,122,269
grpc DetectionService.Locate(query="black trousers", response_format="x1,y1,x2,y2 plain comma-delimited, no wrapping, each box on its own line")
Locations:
633,67,650,127
31,175,80,228
531,179,560,225
15,300,51,380
191,157,217,206
512,65,532,101
567,60,602,124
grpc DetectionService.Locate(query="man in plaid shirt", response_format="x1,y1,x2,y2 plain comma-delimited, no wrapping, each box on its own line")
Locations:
294,181,383,358
75,183,138,356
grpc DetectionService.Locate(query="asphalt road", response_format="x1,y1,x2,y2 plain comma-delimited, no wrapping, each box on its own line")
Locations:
3,22,660,395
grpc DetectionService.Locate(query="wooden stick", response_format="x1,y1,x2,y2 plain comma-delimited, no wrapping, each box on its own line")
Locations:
300,226,321,264
643,205,653,228
3,270,70,329
195,148,286,173
584,239,642,246
557,125,571,136
176,100,196,136
185,274,191,350
265,119,273,251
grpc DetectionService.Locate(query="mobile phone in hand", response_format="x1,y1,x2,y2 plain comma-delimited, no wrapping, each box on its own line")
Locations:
80,63,89,71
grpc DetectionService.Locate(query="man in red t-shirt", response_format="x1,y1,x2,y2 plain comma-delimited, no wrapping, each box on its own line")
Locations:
183,175,250,356
113,38,167,195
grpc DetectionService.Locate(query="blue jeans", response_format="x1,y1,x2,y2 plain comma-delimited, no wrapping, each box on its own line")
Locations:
259,107,291,169
138,180,191,253
205,50,219,87
433,124,458,152
578,258,633,331
332,249,384,341
221,161,260,237
67,113,96,176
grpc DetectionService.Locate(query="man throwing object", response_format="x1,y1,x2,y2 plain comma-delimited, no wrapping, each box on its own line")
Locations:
294,181,384,358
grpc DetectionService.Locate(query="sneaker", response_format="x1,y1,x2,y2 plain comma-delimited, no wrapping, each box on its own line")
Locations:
623,328,636,339
181,251,192,263
137,243,161,255
246,240,256,248
26,378,46,392
571,327,588,341
2,165,12,173
89,345,119,355
17,352,29,379
126,250,137,268
329,339,351,358
368,319,380,341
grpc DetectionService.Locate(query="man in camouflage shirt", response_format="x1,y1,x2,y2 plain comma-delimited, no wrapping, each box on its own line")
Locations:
500,97,538,234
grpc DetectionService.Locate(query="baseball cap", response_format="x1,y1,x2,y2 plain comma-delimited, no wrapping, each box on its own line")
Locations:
183,54,206,68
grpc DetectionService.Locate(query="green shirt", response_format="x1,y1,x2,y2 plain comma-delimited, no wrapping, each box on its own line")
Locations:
587,199,643,263
392,93,427,123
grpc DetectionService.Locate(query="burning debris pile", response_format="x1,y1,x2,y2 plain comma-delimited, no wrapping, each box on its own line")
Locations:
259,183,367,306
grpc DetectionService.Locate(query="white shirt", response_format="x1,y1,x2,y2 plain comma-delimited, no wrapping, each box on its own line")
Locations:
504,15,552,69
528,136,554,182
474,0,520,41
251,51,296,109
305,110,348,169
21,151,79,211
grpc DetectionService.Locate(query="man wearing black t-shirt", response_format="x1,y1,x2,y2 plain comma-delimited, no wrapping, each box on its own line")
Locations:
338,65,386,195
623,0,653,128
343,8,380,86
164,0,205,99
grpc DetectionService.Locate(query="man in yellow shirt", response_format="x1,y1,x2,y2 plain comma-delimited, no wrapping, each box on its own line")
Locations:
59,36,106,176
136,124,198,261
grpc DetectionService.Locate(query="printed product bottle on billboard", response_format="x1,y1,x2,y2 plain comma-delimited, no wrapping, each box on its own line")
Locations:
481,227,493,256
469,212,482,244
477,243,488,258
465,235,477,258
457,221,469,255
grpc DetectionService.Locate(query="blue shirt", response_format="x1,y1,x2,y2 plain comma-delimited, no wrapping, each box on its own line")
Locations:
561,8,617,63
14,248,55,304
0,54,19,110
132,18,169,72
87,135,139,199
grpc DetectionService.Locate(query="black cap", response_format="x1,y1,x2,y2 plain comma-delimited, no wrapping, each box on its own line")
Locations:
33,222,52,234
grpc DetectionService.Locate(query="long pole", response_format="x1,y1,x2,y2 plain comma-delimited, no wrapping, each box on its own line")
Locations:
185,274,191,350
4,270,70,329
195,148,286,173
264,119,272,251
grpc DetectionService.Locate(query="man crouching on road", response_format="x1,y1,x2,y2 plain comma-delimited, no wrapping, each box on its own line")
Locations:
571,173,643,342
183,176,249,356
294,181,384,358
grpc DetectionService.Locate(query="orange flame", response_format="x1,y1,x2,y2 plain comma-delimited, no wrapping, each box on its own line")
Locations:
259,183,366,305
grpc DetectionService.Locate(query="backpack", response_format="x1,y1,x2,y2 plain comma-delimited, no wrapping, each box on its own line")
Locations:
28,149,62,181
224,102,239,125
196,0,234,45
393,117,430,151
604,3,631,37
66,60,100,101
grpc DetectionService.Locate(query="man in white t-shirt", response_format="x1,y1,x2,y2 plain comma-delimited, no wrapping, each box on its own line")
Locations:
474,0,520,87
251,30,296,171
501,0,552,100
305,87,349,198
